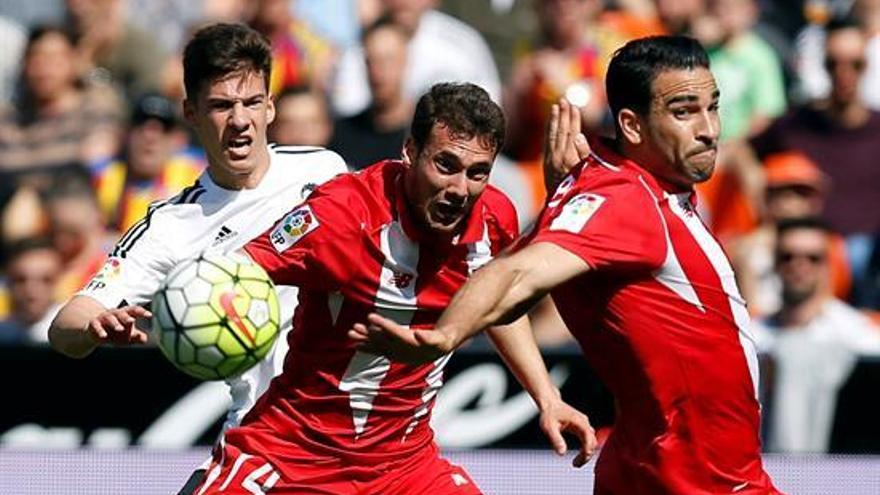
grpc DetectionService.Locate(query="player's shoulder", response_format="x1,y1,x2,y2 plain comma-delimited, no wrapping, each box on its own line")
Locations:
269,144,348,175
478,184,519,233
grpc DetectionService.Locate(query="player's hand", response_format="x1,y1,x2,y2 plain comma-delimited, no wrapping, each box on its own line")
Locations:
543,98,591,194
86,305,152,346
539,399,597,468
348,313,454,365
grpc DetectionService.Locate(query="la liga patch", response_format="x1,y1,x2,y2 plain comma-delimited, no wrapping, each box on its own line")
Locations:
270,205,319,252
549,193,605,233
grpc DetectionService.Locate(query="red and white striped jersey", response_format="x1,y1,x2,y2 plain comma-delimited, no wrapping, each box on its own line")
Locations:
527,139,779,494
242,159,518,462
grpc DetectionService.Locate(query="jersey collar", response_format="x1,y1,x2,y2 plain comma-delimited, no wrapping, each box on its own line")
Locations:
588,137,698,208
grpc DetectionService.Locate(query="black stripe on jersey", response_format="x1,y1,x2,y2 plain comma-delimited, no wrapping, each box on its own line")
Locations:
112,182,203,258
273,147,325,155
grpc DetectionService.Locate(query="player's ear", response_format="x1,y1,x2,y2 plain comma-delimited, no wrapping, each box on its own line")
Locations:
402,137,416,167
266,94,276,125
618,109,642,146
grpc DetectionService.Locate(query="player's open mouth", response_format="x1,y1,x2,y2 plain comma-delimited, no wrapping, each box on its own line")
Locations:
227,136,253,159
435,202,464,223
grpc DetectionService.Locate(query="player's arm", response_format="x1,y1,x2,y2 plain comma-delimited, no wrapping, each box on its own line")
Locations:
49,295,151,358
350,241,591,363
487,317,597,467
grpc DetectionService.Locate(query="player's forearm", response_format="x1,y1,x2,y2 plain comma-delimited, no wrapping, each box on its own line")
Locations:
435,254,543,349
48,296,104,358
488,318,561,411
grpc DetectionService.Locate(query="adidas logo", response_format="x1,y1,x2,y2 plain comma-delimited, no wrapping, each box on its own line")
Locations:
212,225,237,246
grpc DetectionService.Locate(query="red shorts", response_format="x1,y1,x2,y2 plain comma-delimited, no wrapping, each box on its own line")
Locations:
193,437,481,495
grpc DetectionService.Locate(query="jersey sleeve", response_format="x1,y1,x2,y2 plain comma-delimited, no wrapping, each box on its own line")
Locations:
244,182,361,291
76,211,175,308
529,175,666,273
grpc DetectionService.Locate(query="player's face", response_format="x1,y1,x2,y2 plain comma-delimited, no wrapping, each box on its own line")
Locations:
184,69,275,189
403,124,496,235
776,228,829,304
642,67,720,189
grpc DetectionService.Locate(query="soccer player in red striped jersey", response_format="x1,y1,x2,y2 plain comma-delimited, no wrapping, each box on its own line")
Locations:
194,83,596,495
353,37,784,494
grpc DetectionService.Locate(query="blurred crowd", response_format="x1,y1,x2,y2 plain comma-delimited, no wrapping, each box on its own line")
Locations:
2,0,880,453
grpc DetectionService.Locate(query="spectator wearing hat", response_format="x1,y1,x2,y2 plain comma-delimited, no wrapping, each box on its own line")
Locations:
89,93,205,234
752,217,880,453
731,151,851,316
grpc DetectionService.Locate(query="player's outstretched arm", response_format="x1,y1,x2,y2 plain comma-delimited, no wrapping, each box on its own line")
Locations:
487,317,597,467
49,295,151,358
349,242,591,363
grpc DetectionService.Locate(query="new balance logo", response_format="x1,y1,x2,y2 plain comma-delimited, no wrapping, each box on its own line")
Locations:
212,225,237,247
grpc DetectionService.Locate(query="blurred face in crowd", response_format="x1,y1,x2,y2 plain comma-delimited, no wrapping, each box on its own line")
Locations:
269,92,332,146
765,184,824,222
128,119,179,181
403,124,495,235
382,0,437,34
710,0,757,40
6,248,62,325
624,68,720,189
776,227,830,305
184,69,275,188
47,195,104,262
364,25,408,109
24,31,78,103
537,0,602,47
252,0,290,34
656,0,706,34
825,27,868,106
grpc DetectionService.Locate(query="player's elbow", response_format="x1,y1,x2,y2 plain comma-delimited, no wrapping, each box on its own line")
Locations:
48,311,94,359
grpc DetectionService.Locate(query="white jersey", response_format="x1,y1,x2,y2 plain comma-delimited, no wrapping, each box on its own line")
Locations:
78,144,347,431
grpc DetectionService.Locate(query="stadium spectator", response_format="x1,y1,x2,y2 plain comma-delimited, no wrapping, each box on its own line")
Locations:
47,23,348,495
195,82,595,494
247,0,336,94
43,172,115,301
328,17,411,170
90,92,204,233
731,151,851,316
268,85,334,147
0,25,122,175
331,0,502,118
64,0,168,102
794,0,880,109
751,17,880,306
0,237,62,344
354,36,782,494
505,0,610,163
753,217,880,453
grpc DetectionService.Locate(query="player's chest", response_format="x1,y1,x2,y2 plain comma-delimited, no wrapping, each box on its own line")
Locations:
342,221,493,313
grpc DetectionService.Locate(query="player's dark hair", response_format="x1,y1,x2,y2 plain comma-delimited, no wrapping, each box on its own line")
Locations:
606,36,710,136
776,217,832,238
183,23,272,100
410,83,505,154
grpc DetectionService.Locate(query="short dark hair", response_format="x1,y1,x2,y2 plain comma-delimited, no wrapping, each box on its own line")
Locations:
183,23,272,100
825,15,861,35
776,217,832,238
25,24,75,53
361,14,408,43
2,237,55,270
410,83,505,154
606,36,710,130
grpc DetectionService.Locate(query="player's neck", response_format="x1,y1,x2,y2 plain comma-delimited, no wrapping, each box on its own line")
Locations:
207,155,270,191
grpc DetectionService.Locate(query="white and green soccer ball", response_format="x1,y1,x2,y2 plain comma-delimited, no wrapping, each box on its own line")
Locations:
152,252,280,381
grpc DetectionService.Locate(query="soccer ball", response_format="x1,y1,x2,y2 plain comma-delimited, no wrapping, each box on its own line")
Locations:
152,252,281,381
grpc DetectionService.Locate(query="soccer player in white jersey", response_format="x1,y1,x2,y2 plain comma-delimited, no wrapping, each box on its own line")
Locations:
48,23,346,494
